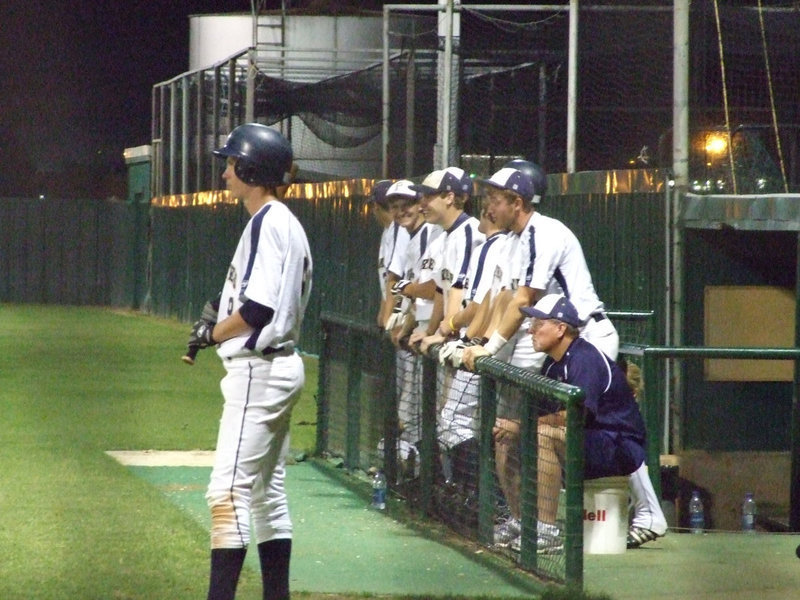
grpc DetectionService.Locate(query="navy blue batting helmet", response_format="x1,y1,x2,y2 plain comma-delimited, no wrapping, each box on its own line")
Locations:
502,159,547,203
214,123,293,187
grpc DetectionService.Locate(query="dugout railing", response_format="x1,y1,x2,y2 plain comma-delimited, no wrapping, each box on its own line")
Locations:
317,310,657,587
641,346,800,531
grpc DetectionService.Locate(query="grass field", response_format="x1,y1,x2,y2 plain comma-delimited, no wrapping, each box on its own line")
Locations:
0,305,602,600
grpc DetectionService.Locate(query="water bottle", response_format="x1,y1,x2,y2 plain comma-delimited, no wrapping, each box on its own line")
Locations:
689,490,704,534
742,492,756,533
371,469,387,510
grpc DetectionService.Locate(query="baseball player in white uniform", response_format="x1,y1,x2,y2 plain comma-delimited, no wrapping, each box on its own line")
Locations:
187,123,312,600
371,179,410,328
435,195,507,493
463,164,664,550
408,166,485,350
382,179,439,456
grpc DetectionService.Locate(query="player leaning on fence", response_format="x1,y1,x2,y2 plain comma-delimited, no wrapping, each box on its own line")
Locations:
384,179,440,458
185,123,313,600
462,164,666,550
406,166,485,350
370,179,410,330
434,194,509,497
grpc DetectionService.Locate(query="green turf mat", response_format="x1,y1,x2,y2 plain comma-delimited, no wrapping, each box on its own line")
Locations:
129,461,543,598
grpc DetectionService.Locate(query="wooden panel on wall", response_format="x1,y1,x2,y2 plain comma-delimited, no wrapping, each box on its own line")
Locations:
704,285,795,381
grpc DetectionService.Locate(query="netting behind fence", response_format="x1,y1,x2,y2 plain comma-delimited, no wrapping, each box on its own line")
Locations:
152,4,800,195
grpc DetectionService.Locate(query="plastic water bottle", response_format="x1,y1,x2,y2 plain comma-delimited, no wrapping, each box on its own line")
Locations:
742,492,757,533
689,490,704,534
371,469,387,510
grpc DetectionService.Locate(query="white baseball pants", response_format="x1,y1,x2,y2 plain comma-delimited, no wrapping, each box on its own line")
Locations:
206,353,304,549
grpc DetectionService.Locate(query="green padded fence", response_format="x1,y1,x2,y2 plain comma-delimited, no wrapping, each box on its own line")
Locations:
318,311,587,587
0,197,138,306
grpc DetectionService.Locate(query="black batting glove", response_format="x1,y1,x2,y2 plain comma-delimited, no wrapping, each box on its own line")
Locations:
200,293,221,323
189,319,216,349
391,279,412,297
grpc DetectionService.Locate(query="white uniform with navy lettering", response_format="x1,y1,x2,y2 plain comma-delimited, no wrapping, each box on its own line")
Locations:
433,212,485,308
415,225,444,325
493,211,617,419
438,231,507,451
465,231,508,307
394,222,441,444
378,222,409,299
207,199,313,549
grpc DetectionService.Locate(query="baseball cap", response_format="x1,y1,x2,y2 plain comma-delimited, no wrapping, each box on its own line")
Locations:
478,167,536,203
385,179,419,201
410,167,473,196
519,294,581,328
369,179,394,206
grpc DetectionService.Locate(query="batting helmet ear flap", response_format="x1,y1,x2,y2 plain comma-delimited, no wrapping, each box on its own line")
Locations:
234,159,259,185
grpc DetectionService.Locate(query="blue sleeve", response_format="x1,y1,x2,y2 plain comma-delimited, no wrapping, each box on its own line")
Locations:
239,299,274,329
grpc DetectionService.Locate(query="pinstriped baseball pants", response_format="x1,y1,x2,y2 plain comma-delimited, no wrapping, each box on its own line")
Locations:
206,353,304,549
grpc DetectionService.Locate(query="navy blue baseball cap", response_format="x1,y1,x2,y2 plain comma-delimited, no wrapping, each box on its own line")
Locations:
519,294,581,328
410,167,473,196
369,179,394,206
478,167,536,203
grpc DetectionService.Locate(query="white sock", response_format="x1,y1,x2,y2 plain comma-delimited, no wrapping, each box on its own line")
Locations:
629,462,668,534
537,520,559,536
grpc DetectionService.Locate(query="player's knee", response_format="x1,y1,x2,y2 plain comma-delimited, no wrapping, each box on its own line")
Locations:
207,490,235,515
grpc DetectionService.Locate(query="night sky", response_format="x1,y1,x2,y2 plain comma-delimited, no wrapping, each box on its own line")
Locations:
0,1,255,197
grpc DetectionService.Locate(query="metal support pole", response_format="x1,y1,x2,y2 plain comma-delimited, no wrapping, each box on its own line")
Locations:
538,62,548,166
791,233,800,530
382,7,391,177
566,0,578,173
316,323,330,456
169,81,178,196
405,47,416,177
346,334,362,471
441,0,454,168
671,0,690,451
246,48,256,123
195,72,204,192
643,350,663,501
212,65,221,189
382,338,399,490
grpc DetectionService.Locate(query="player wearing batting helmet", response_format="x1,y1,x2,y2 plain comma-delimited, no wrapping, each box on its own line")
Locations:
186,122,312,600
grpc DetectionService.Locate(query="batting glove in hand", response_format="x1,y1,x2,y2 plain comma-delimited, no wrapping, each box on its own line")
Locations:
200,293,221,323
438,339,464,366
391,279,412,297
189,319,216,349
385,310,405,331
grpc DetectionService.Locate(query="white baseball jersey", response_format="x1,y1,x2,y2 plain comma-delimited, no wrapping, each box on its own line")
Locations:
378,222,409,299
432,212,485,307
510,211,604,321
465,231,508,305
402,222,442,323
216,200,313,360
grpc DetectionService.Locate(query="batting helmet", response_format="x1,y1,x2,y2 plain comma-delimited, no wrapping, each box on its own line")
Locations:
214,123,293,187
502,159,547,203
